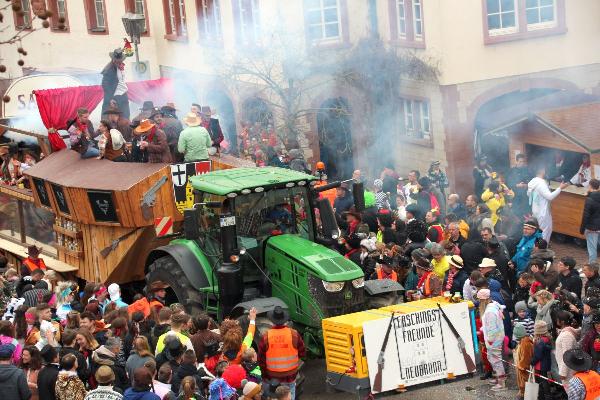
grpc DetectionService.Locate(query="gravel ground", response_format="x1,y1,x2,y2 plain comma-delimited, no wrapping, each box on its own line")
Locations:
302,240,587,399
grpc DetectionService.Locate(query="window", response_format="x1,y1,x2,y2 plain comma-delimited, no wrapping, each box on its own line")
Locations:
397,0,406,37
486,0,517,34
482,0,564,43
525,0,556,28
84,0,108,33
412,0,423,38
125,0,149,34
305,0,341,42
401,98,431,140
163,0,187,39
197,0,222,42
233,0,260,46
48,0,69,31
389,0,425,47
14,0,32,30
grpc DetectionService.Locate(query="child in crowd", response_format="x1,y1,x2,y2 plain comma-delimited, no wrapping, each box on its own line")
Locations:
241,348,261,384
513,301,534,339
513,323,533,400
531,321,552,399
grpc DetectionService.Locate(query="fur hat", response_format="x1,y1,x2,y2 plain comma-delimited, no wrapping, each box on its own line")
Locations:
95,365,115,384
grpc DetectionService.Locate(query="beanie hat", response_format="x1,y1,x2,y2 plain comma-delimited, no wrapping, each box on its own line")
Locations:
374,179,383,190
513,323,528,340
95,365,115,384
515,301,528,314
476,289,491,300
533,320,549,336
242,381,262,397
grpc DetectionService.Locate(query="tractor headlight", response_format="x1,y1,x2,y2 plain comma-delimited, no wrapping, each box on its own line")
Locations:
322,280,345,292
351,277,365,288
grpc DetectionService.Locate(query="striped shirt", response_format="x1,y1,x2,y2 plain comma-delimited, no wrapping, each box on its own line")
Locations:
566,376,586,400
513,317,534,337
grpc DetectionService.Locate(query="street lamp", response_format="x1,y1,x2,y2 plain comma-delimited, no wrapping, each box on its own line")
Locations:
121,13,146,74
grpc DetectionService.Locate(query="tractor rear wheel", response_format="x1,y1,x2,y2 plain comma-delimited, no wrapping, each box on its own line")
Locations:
145,255,204,315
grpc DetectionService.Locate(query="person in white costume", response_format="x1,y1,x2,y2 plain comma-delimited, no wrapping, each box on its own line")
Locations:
528,166,569,242
570,154,592,187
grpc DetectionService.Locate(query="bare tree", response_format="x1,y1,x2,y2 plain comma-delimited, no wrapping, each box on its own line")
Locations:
0,0,59,102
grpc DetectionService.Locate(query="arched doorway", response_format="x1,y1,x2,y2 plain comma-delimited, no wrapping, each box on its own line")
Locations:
205,90,237,154
317,98,353,181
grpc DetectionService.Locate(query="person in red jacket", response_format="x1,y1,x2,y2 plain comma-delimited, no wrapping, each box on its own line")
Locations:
258,307,305,400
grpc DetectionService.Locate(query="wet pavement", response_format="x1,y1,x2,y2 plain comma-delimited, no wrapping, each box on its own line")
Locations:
301,240,587,399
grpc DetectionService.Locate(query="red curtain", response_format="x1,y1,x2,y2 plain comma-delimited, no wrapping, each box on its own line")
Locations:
34,85,104,151
33,78,173,152
127,78,174,106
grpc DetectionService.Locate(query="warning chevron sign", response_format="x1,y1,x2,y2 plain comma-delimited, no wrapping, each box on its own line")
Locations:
154,217,173,237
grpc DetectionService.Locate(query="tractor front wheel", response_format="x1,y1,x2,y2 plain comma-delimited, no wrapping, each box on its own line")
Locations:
145,255,204,315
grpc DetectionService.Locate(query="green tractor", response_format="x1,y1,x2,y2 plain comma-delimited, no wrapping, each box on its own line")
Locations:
145,167,401,355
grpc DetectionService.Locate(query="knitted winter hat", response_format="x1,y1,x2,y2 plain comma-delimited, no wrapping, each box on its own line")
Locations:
242,381,262,397
533,320,548,336
476,289,491,300
515,301,528,314
513,323,528,340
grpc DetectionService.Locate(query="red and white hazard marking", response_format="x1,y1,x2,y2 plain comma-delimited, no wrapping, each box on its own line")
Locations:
154,217,173,237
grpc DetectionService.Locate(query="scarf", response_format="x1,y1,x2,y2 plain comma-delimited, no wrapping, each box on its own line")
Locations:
417,271,431,291
445,269,456,291
117,62,125,71
146,126,157,142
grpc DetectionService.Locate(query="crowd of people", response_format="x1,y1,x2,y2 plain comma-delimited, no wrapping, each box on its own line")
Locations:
0,249,304,400
329,154,600,399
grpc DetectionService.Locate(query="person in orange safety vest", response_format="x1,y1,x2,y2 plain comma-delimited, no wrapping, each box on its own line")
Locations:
20,245,47,276
563,349,600,400
369,255,398,282
258,306,306,400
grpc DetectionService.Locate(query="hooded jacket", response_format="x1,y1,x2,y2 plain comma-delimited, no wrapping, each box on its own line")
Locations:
580,191,600,233
527,177,561,218
0,363,31,400
481,301,505,347
55,371,86,400
92,346,129,392
511,231,542,274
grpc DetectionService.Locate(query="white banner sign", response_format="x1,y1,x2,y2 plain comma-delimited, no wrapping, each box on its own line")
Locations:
363,302,475,393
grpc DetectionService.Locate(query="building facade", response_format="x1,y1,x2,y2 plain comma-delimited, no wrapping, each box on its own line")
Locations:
3,0,600,192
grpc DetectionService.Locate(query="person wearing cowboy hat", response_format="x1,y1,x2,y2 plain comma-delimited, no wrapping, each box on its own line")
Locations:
159,103,184,162
101,48,130,119
342,210,362,236
564,349,600,400
198,105,224,153
177,112,212,162
442,255,468,296
102,105,132,142
412,254,442,300
258,306,305,400
131,118,172,163
478,257,508,290
20,245,46,277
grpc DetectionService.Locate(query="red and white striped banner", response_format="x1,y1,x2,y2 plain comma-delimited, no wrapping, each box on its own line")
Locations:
154,216,173,237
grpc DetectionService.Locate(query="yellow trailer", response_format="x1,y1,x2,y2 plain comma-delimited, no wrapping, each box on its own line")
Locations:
322,297,479,395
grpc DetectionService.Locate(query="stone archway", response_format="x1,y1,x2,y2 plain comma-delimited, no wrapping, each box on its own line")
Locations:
317,97,353,181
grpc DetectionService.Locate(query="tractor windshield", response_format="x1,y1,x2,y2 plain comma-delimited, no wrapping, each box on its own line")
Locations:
234,186,313,250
